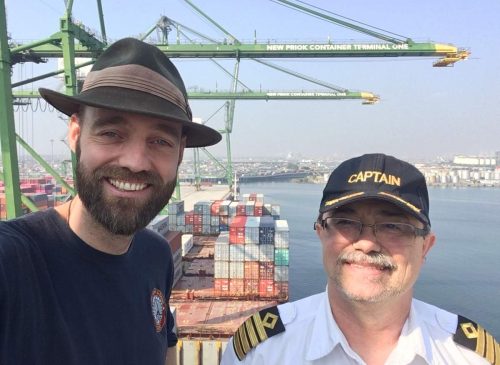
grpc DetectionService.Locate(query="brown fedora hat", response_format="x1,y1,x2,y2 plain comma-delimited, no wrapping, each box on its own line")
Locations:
39,37,221,148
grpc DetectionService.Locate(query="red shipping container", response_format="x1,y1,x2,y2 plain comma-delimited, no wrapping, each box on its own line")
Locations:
164,230,182,253
230,279,245,295
244,262,259,279
193,214,203,225
236,202,247,216
244,279,259,295
193,224,203,235
214,279,230,296
259,279,274,297
254,202,263,216
259,262,274,280
211,200,222,215
229,216,247,244
249,193,257,202
185,211,194,225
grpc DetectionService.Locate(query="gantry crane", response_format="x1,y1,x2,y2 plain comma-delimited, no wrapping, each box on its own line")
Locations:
0,0,468,218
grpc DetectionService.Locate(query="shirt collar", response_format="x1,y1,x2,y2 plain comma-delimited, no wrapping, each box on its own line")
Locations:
304,292,434,364
386,299,433,365
305,287,347,361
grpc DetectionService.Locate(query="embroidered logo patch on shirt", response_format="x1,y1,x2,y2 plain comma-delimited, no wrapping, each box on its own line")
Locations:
151,288,166,332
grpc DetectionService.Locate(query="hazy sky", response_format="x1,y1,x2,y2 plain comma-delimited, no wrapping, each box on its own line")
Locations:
5,0,500,161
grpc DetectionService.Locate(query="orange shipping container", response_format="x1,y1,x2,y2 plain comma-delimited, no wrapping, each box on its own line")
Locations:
244,279,259,295
244,262,259,279
229,279,245,295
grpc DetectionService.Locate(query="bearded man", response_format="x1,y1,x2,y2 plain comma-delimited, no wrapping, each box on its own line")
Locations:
0,38,221,365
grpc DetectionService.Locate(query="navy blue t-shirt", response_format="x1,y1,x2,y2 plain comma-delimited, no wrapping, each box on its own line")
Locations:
0,209,177,364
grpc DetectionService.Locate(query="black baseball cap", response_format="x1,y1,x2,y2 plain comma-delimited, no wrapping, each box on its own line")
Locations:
319,153,430,225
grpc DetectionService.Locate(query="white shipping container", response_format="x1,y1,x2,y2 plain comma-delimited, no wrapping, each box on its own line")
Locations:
256,193,264,203
245,217,260,244
182,234,194,256
274,220,289,248
173,248,182,264
274,266,289,282
245,201,255,216
217,231,230,243
147,215,169,236
264,203,272,215
245,227,260,244
215,242,230,261
229,261,244,278
242,193,250,202
219,200,231,215
214,261,229,278
259,244,274,262
229,202,238,217
230,244,245,262
271,204,280,216
210,216,220,226
244,244,260,261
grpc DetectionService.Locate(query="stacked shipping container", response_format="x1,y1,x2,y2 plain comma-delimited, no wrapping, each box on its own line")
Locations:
0,176,73,219
213,193,289,300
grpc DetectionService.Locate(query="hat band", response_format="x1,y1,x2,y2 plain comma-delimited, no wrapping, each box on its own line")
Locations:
82,64,189,115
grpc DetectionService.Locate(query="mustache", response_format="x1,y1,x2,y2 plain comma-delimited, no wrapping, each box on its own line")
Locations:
94,165,164,186
337,251,397,271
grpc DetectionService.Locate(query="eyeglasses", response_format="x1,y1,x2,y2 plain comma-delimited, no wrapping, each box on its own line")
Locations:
314,217,429,246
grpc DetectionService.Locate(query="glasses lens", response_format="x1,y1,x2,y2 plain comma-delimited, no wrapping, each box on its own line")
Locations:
326,218,361,241
375,222,416,245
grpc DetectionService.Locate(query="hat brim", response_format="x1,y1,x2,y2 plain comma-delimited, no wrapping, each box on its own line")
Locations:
39,87,222,148
320,192,430,226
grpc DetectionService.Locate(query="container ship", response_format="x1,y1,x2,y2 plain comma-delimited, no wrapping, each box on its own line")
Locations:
148,191,290,364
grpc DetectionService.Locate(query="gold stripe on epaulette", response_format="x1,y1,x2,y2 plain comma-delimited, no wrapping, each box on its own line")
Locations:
456,317,499,365
233,327,244,360
245,318,259,347
485,331,494,364
239,325,250,355
231,306,286,361
252,312,267,341
477,325,486,356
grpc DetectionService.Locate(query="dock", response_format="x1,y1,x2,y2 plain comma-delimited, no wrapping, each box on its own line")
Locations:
178,184,232,211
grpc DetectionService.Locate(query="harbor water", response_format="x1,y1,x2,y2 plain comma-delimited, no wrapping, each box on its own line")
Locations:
240,182,500,338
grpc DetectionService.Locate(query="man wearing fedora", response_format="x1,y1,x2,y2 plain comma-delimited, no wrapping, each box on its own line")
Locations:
222,154,498,365
0,38,221,364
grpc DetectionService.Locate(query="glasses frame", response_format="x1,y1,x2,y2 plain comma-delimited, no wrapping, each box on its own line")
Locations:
314,217,430,242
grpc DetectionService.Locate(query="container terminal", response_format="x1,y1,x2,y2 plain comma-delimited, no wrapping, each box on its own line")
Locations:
0,1,476,364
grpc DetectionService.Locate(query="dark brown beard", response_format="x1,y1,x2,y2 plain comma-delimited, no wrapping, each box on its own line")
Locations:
75,140,177,235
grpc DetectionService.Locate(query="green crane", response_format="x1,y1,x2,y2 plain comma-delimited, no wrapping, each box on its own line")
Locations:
1,0,468,218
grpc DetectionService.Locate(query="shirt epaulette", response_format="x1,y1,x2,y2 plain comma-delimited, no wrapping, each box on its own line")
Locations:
453,314,499,365
232,305,285,361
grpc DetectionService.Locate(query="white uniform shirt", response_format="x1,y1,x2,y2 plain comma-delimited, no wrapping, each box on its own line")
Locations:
221,290,494,365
